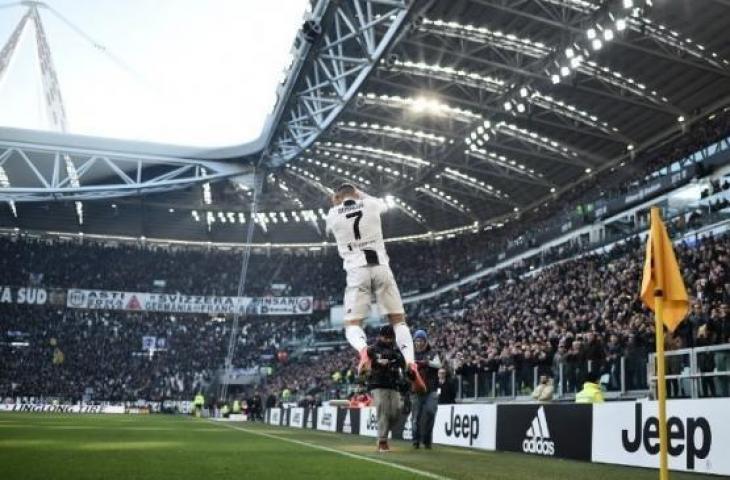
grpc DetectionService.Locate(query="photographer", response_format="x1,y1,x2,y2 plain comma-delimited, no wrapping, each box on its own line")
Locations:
366,325,406,452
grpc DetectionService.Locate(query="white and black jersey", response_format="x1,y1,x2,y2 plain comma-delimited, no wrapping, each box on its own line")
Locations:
326,195,390,272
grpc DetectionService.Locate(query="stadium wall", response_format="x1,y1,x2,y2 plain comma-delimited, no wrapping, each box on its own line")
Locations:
265,399,728,476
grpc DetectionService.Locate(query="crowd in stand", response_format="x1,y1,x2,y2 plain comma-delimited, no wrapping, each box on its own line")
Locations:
260,232,729,403
0,305,318,401
1,209,728,403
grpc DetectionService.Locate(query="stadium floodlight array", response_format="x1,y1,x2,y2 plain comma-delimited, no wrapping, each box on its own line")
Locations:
335,121,447,146
544,8,635,87
253,213,269,233
418,17,667,106
309,148,416,181
201,168,212,205
438,167,510,202
416,184,471,214
528,90,617,134
385,194,426,224
316,141,430,169
0,166,17,218
285,165,334,197
301,157,372,186
463,144,547,185
494,121,579,159
387,59,506,92
277,179,304,208
464,119,579,162
629,16,729,70
357,89,587,168
356,92,481,123
385,60,614,133
192,208,333,227
543,0,728,71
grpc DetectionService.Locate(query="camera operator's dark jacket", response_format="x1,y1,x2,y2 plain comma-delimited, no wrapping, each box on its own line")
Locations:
367,341,406,390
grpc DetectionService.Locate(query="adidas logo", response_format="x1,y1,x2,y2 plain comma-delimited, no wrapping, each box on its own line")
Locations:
522,406,555,456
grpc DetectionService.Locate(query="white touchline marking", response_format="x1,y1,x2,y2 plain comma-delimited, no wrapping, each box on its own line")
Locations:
208,421,453,480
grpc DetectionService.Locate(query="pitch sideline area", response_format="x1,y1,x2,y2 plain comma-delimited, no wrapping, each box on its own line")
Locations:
0,413,719,480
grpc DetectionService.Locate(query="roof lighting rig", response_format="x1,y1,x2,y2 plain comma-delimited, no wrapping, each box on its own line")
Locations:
385,60,615,134
415,184,471,215
417,15,669,108
437,167,513,205
306,149,415,182
335,121,447,146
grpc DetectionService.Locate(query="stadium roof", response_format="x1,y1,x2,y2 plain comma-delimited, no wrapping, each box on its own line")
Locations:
2,0,730,244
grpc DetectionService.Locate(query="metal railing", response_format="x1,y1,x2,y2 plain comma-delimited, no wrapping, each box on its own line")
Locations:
648,343,730,399
456,343,730,401
457,356,650,401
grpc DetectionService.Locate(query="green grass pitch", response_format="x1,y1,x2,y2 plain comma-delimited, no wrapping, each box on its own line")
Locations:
0,413,718,480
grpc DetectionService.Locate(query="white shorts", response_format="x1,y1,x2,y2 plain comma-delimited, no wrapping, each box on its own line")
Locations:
343,264,404,321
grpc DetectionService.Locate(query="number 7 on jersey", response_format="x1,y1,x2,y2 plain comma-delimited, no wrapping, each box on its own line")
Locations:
346,211,363,240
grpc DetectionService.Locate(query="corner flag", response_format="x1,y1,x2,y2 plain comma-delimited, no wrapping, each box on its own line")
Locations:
639,207,689,480
640,207,689,332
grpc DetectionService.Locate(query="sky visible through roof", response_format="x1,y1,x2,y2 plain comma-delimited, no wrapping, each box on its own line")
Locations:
0,0,309,147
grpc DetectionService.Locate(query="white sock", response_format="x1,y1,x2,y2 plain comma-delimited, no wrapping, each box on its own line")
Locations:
393,322,415,365
345,324,367,352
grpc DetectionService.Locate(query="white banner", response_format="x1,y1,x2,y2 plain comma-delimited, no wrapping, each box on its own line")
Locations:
316,406,337,432
289,407,304,428
592,399,729,476
0,403,124,414
269,408,282,426
329,303,381,327
359,406,379,438
0,287,48,305
432,404,496,450
66,289,313,315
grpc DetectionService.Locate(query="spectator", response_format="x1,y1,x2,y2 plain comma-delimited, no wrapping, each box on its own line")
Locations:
437,368,458,404
575,370,604,404
531,375,554,402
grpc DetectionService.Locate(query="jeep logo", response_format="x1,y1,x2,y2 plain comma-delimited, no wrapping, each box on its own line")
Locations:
444,406,479,446
622,403,711,469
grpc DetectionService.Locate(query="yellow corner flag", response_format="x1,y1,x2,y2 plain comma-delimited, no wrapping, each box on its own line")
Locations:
640,207,689,331
640,207,689,480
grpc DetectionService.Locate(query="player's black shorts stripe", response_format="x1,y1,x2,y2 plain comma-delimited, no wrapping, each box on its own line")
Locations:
364,249,379,265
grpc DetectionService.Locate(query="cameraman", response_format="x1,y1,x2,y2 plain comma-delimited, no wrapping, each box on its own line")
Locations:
366,325,406,452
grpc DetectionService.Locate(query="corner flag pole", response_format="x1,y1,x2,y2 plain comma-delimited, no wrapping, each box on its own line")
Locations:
642,206,689,480
653,291,669,480
649,206,669,480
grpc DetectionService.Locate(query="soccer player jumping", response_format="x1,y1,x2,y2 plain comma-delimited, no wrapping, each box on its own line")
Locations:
326,184,426,393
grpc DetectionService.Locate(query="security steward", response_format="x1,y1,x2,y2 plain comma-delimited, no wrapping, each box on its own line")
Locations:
575,370,605,403
366,325,407,452
193,391,205,418
411,330,441,449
